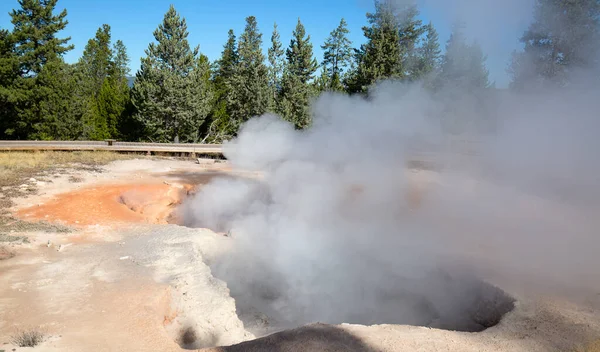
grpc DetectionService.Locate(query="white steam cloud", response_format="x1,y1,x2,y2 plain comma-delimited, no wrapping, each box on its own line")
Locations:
179,0,600,335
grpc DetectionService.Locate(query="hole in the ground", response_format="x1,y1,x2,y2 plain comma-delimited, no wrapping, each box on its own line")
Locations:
210,261,515,336
178,327,198,349
173,175,515,338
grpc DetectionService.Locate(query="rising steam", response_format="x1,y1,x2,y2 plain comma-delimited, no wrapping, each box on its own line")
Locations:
179,0,600,335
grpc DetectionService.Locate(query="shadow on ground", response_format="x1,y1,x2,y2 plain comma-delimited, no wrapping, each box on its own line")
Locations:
202,323,380,352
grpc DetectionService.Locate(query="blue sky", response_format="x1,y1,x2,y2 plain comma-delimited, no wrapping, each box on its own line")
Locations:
0,0,534,87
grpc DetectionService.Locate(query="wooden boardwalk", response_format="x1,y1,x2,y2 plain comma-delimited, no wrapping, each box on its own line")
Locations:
0,140,223,155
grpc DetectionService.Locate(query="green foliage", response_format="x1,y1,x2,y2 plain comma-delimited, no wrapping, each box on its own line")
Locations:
8,0,76,140
285,18,319,84
29,59,83,139
321,18,353,91
218,29,239,80
0,29,19,138
10,0,73,76
280,18,318,128
348,0,403,93
435,23,491,136
0,0,496,142
510,0,600,90
110,39,133,139
410,22,441,82
131,5,212,142
204,29,238,143
313,66,331,93
437,23,490,92
75,24,130,140
399,6,425,78
226,16,270,127
268,23,285,111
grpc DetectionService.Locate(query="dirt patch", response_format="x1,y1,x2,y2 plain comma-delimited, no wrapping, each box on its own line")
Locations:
0,244,15,260
16,182,193,226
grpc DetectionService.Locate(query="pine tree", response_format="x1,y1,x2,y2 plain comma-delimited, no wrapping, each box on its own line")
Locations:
227,16,270,126
321,18,353,91
185,53,214,141
0,29,19,138
436,23,490,136
113,40,130,77
268,23,285,110
9,0,75,139
398,5,425,79
437,23,490,92
74,25,131,140
34,60,83,139
10,0,73,76
218,29,239,80
411,22,441,82
76,25,114,139
313,66,331,93
131,5,212,142
348,0,402,93
285,18,319,84
509,0,600,89
280,18,319,128
205,29,238,142
109,40,132,139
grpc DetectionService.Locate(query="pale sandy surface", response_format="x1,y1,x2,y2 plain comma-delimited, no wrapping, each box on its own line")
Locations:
0,158,598,351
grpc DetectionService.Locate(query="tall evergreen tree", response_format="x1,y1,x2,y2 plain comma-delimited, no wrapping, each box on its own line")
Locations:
113,40,130,77
347,0,402,93
73,25,131,140
268,23,285,110
0,29,19,138
185,53,214,141
205,29,238,142
10,0,73,77
131,5,212,142
398,5,425,79
9,0,76,139
218,29,239,80
82,25,113,93
101,39,131,139
321,18,353,91
77,24,114,139
313,66,331,92
411,22,441,81
436,24,491,136
285,18,319,84
437,23,490,92
509,0,600,89
227,16,270,126
280,18,319,129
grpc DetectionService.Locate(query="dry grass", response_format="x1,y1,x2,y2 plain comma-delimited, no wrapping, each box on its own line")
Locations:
0,233,29,243
10,328,45,347
0,151,134,210
68,175,84,183
0,151,130,184
0,215,72,234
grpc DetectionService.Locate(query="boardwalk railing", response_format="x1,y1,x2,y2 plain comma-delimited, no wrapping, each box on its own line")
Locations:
0,139,484,169
0,140,223,155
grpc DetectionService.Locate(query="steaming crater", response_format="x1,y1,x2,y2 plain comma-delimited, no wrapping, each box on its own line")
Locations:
208,254,515,336
174,173,516,337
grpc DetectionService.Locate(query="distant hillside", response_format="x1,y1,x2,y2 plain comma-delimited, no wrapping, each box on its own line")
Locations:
127,76,135,88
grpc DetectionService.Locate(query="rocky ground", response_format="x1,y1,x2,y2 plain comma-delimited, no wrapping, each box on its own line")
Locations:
0,157,598,351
